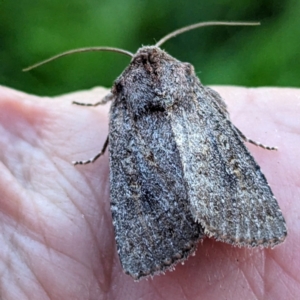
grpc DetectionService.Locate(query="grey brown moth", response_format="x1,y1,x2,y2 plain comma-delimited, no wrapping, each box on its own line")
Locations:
24,21,287,281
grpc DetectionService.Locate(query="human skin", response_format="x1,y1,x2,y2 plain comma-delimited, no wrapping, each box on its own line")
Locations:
0,85,299,300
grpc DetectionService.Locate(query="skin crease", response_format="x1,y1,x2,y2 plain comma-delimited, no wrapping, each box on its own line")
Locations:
0,84,299,300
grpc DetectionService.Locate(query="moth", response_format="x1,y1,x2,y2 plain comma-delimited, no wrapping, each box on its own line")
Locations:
25,21,287,281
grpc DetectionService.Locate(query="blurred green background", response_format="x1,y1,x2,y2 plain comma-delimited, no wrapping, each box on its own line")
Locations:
0,0,299,96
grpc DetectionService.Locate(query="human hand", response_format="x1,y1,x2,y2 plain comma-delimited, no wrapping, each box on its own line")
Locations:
0,85,298,299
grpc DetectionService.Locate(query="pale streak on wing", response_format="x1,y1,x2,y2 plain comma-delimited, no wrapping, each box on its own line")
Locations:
109,98,203,280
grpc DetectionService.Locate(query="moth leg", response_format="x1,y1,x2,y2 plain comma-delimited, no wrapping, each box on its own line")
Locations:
72,92,113,107
235,127,277,151
72,136,109,165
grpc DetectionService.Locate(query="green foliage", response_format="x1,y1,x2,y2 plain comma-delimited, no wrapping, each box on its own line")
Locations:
0,0,299,96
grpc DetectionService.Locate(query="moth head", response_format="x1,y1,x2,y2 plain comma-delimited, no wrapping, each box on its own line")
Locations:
112,46,197,117
22,21,259,120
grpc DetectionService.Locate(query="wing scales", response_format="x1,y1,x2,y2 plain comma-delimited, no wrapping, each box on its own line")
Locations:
109,100,204,280
170,84,286,247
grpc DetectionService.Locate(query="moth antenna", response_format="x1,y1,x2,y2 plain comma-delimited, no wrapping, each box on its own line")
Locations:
23,47,134,71
155,21,260,47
